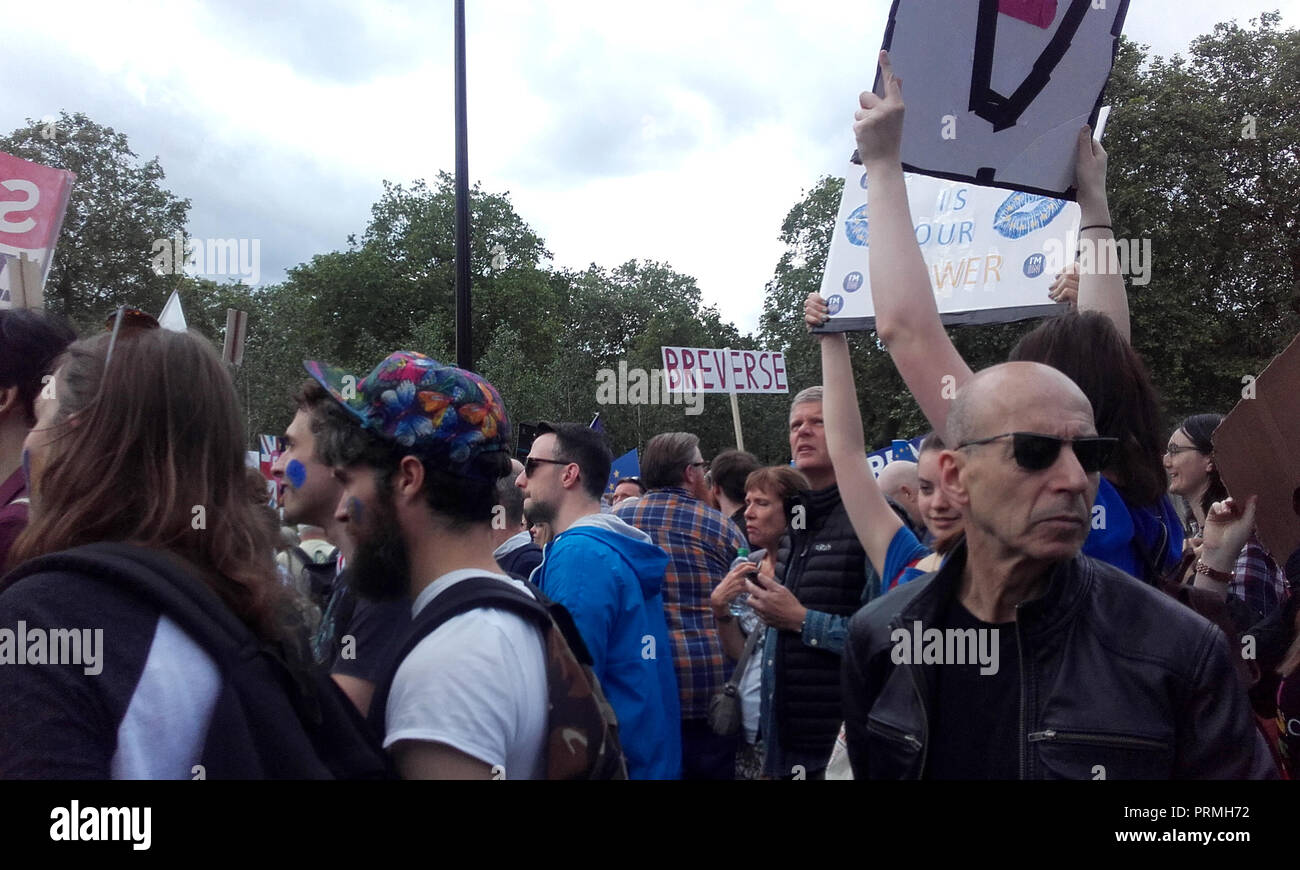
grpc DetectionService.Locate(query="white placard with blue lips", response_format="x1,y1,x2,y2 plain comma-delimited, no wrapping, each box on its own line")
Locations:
817,169,1079,331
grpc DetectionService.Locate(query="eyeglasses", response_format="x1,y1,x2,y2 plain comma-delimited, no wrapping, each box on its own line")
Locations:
688,460,709,472
1163,444,1203,457
524,457,570,477
956,432,1117,473
103,305,160,370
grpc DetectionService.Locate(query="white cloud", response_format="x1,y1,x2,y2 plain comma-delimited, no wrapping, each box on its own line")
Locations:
3,0,1292,336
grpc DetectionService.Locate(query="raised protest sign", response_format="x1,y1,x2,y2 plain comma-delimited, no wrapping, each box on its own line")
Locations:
873,0,1128,197
0,151,76,308
1213,333,1300,564
659,346,789,394
817,170,1078,330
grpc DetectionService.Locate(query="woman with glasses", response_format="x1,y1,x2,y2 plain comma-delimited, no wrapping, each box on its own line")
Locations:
0,317,383,778
1164,414,1287,620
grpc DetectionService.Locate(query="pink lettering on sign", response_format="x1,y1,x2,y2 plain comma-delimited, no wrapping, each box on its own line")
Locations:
663,347,680,389
712,350,729,390
773,353,788,391
742,351,759,391
757,352,774,390
680,349,696,389
697,350,715,391
730,351,745,391
998,0,1056,29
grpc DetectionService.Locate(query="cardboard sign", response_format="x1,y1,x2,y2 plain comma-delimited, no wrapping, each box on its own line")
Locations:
0,151,76,307
875,0,1128,197
659,346,788,394
1213,333,1300,563
817,170,1077,330
223,309,248,366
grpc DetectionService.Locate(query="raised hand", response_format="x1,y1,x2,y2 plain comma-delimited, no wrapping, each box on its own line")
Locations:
1048,262,1079,306
1200,495,1257,574
805,291,830,335
1074,124,1109,217
854,50,905,169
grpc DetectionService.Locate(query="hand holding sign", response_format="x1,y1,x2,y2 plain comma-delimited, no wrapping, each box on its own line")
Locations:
1074,124,1109,217
854,50,906,169
804,292,830,334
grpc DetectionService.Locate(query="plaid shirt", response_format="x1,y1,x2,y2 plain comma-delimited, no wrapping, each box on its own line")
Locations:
1232,533,1288,620
617,487,746,719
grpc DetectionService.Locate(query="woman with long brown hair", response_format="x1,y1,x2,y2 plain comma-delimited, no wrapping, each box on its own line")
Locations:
0,317,382,778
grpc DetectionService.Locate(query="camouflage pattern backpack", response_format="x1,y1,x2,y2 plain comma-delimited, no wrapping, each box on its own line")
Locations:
369,576,627,780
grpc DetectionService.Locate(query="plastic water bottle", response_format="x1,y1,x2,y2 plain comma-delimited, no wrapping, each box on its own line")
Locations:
728,547,766,618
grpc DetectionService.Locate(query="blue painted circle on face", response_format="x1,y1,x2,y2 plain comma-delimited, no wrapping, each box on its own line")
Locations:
859,172,869,189
347,496,364,525
286,459,307,489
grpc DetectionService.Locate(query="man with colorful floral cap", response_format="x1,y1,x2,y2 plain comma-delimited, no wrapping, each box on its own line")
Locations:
306,350,548,779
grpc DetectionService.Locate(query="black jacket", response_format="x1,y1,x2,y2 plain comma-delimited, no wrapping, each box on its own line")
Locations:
842,541,1279,779
772,484,876,760
0,544,391,779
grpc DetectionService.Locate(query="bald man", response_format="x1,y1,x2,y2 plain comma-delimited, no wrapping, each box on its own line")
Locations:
875,459,924,536
842,362,1277,779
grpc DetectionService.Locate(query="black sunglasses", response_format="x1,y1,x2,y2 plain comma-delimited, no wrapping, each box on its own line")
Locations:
524,457,570,477
956,432,1117,473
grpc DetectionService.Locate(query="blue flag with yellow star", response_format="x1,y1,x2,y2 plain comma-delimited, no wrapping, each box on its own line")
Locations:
606,448,640,495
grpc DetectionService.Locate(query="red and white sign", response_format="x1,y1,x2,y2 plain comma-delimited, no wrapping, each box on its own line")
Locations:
0,150,76,305
660,346,789,395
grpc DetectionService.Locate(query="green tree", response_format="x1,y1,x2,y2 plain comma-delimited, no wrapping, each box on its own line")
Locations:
0,111,190,329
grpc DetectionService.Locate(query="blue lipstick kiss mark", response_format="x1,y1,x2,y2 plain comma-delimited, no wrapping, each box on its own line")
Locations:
347,496,364,525
992,192,1066,240
286,459,307,489
844,204,870,247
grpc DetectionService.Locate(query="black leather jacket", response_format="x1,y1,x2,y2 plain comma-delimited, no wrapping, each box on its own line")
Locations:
841,542,1279,779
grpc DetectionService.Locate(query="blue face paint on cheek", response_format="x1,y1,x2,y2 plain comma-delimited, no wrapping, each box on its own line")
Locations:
286,459,307,489
21,447,32,491
347,496,364,525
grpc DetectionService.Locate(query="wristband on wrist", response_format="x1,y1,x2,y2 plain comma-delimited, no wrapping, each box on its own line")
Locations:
1079,223,1113,232
1195,560,1234,583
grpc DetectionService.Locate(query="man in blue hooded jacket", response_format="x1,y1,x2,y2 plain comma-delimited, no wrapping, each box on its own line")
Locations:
517,422,682,779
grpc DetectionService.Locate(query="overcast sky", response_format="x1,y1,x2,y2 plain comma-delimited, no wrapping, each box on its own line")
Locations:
4,0,1294,335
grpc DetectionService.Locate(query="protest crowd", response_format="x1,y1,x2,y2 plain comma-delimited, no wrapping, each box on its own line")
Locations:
2,48,1298,782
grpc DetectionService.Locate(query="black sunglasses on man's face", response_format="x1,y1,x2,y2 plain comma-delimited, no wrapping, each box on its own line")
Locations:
956,432,1117,474
524,457,569,477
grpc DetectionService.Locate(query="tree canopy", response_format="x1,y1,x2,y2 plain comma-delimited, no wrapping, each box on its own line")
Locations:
9,14,1298,465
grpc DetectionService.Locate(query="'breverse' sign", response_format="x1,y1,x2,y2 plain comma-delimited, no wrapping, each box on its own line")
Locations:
660,346,788,394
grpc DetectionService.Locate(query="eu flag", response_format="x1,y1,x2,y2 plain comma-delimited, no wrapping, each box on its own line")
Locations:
606,448,640,495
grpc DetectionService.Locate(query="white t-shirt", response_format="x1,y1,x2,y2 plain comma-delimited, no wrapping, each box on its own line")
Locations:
383,569,548,780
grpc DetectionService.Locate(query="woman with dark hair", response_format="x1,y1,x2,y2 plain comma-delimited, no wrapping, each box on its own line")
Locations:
1165,414,1286,619
0,319,383,778
1007,312,1182,582
0,308,77,567
807,51,1181,584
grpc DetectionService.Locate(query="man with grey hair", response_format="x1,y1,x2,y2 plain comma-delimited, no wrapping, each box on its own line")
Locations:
842,362,1277,779
746,384,880,779
616,431,746,779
